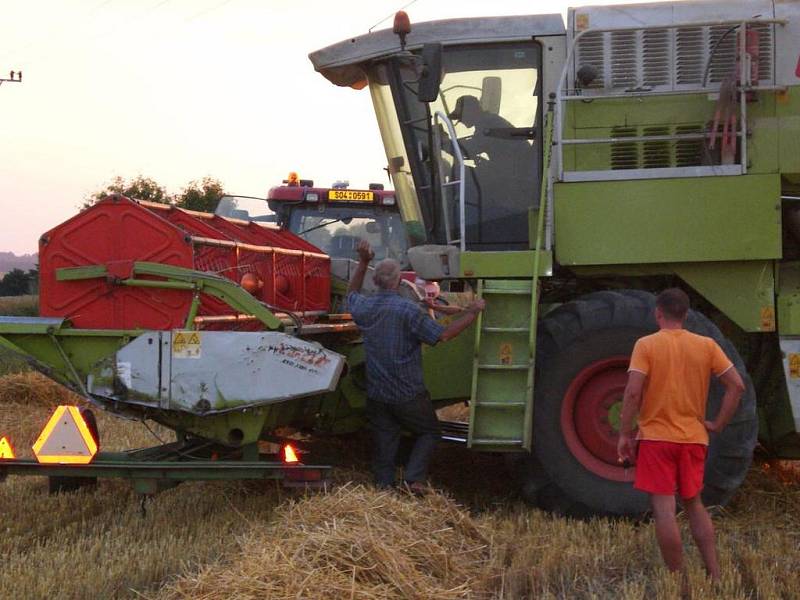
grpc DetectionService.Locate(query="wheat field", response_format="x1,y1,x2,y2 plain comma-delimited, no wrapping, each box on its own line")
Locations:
0,371,798,599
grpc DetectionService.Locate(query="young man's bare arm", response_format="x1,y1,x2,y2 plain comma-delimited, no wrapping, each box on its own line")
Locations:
617,370,646,463
705,367,745,434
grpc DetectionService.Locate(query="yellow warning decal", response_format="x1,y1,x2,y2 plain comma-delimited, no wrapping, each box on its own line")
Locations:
576,13,589,31
789,353,800,379
173,330,202,359
499,343,513,365
760,306,776,332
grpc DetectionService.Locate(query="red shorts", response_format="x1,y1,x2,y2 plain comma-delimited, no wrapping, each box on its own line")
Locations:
634,440,707,499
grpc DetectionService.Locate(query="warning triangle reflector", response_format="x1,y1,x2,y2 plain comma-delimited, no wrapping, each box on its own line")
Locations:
0,436,15,459
33,406,98,465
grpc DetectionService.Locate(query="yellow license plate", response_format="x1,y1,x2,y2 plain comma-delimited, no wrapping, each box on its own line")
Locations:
327,190,374,202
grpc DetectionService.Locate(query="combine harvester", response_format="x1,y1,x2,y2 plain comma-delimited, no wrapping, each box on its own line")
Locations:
3,0,800,516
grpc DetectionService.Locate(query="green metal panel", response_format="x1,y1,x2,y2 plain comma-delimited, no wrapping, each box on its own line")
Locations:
554,174,781,266
565,91,779,175
777,87,800,180
674,261,776,333
460,251,552,278
423,323,475,401
778,262,800,335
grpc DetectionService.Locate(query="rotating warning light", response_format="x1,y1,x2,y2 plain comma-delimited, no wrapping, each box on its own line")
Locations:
0,436,15,459
33,406,98,464
283,443,299,464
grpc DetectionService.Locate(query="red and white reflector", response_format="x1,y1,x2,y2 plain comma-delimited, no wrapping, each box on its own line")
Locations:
33,406,98,465
0,436,15,459
283,443,299,464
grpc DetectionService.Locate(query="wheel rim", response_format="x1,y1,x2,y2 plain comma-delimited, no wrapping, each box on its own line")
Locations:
560,356,633,482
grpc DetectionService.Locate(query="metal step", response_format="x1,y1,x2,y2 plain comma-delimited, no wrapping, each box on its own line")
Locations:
438,419,468,444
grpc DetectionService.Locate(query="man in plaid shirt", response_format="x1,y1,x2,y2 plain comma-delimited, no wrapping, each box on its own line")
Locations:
347,240,485,493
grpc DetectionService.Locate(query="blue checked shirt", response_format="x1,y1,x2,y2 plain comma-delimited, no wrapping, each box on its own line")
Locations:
347,290,445,404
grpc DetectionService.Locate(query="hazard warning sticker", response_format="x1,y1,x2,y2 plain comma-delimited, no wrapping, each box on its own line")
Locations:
172,330,202,359
789,353,800,379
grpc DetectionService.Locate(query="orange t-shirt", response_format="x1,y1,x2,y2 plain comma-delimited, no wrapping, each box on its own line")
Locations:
628,329,733,445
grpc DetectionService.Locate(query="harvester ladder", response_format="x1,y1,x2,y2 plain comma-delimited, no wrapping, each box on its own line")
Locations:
466,108,554,451
467,279,537,450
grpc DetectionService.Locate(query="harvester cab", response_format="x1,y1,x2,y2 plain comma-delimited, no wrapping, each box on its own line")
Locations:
309,0,800,516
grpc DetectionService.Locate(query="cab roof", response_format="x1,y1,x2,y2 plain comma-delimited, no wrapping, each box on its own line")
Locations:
309,14,565,88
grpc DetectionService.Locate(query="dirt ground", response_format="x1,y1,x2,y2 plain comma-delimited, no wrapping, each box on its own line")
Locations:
1,372,799,599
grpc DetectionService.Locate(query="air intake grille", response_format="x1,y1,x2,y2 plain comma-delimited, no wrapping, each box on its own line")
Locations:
575,23,775,93
609,124,705,170
610,127,638,170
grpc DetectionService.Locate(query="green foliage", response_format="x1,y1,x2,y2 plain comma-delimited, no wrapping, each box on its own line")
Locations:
82,175,225,212
82,175,170,209
0,269,36,296
177,177,226,213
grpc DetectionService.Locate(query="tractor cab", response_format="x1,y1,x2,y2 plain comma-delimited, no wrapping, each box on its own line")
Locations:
267,177,410,269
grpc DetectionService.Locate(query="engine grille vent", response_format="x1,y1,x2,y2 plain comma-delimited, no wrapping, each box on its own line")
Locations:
642,126,671,169
609,124,705,170
675,124,705,167
576,22,774,93
610,127,639,170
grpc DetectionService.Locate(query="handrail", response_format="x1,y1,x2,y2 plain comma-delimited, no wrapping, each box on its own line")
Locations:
433,110,466,252
534,107,554,258
555,17,786,181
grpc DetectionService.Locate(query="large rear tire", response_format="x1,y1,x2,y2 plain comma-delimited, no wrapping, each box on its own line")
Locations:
522,290,757,516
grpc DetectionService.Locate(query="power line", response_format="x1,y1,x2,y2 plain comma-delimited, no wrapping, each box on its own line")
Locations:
368,0,421,33
184,0,236,23
0,0,118,64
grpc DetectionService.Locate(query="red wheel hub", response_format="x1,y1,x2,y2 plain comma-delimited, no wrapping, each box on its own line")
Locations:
560,357,634,482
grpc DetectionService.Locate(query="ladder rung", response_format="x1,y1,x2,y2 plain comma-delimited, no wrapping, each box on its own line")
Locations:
482,326,529,333
474,402,527,408
481,289,531,296
470,438,524,445
478,363,530,370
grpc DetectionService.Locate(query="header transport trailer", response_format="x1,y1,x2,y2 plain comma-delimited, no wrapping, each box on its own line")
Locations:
308,0,800,515
2,0,800,517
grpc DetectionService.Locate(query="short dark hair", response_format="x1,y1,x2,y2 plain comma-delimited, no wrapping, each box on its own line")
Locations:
656,288,690,321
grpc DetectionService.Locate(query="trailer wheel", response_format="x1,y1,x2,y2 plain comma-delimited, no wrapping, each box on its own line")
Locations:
522,290,757,516
48,408,100,494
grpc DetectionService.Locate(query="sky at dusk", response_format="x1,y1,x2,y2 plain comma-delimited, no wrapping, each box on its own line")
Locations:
1,0,647,254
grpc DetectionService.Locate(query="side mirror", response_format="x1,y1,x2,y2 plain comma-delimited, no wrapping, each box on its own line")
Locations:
418,43,442,103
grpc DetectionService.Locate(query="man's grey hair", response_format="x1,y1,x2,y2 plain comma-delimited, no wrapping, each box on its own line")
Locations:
373,258,401,290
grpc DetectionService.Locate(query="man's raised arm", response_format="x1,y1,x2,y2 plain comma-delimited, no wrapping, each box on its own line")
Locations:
347,240,375,296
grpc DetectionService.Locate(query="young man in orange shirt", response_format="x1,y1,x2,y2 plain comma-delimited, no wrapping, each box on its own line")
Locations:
617,288,745,581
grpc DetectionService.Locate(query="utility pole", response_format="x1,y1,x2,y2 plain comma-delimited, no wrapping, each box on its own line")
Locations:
0,70,22,87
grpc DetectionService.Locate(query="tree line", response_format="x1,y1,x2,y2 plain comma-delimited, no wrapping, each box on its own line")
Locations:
0,268,38,296
82,175,225,213
0,176,227,297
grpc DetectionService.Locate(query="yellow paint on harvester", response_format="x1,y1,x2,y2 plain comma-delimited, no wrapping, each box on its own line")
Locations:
760,306,776,332
789,354,800,379
0,436,15,459
499,343,513,365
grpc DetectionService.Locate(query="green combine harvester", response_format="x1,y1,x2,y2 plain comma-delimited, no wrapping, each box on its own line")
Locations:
2,0,800,516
